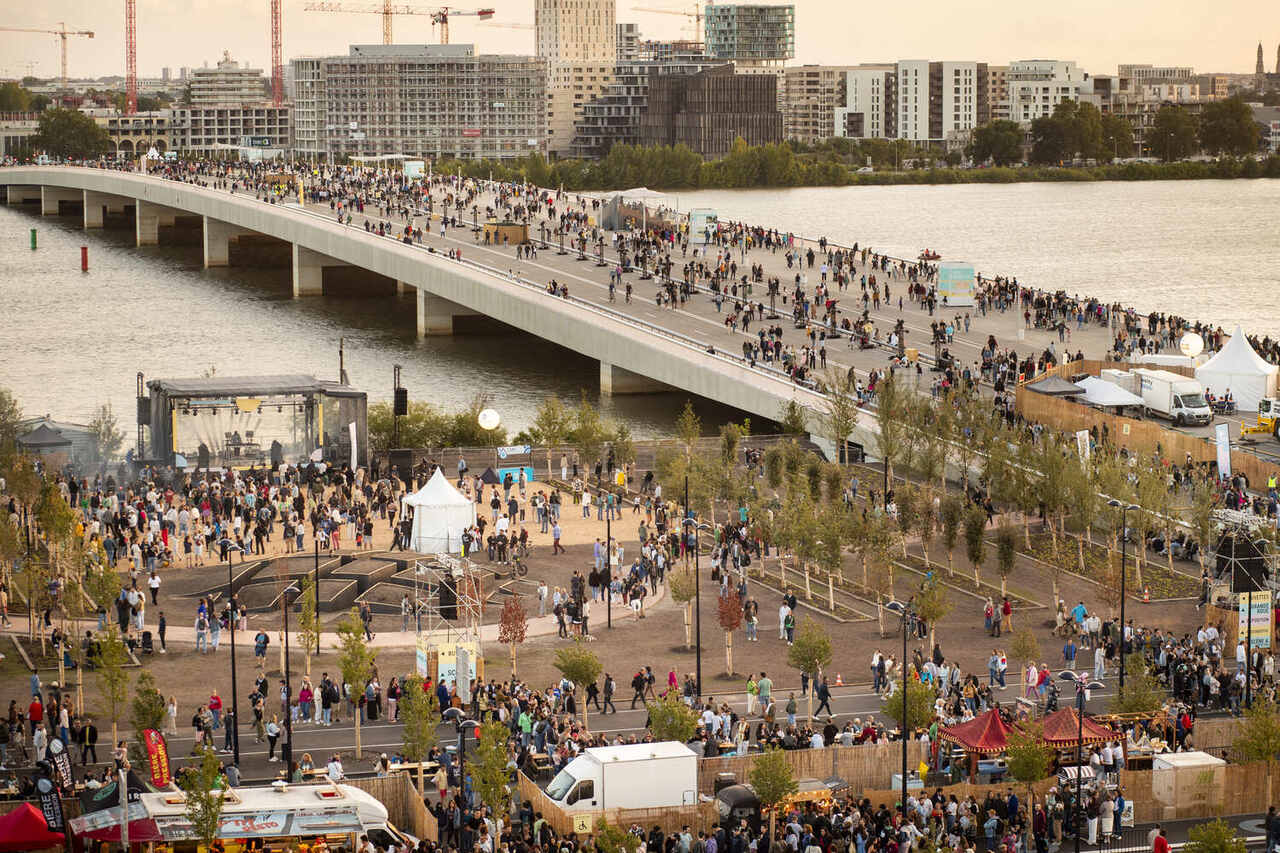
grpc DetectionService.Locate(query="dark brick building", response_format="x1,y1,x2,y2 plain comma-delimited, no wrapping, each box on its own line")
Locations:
639,65,782,158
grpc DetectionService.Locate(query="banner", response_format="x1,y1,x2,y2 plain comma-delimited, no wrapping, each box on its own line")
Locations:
496,444,532,459
348,421,358,470
1238,591,1272,649
144,729,172,788
1216,422,1232,480
36,777,64,832
1075,429,1091,462
48,740,74,790
936,262,976,307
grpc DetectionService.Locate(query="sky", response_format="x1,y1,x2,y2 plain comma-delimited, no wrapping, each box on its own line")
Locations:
0,0,1275,81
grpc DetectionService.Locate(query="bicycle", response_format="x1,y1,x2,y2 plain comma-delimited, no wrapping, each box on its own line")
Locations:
510,545,531,578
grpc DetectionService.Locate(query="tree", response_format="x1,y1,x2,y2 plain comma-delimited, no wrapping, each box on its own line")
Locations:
874,372,909,486
1151,105,1199,161
129,669,168,766
1233,698,1280,806
553,640,602,731
594,819,636,853
470,719,513,832
0,387,22,451
668,563,698,647
969,120,1023,167
179,747,226,851
718,590,744,676
786,622,832,721
498,596,529,677
400,674,440,794
880,676,936,733
1109,653,1164,714
98,626,130,746
1101,113,1135,160
336,607,376,758
964,506,987,588
0,82,32,113
32,108,112,159
87,404,125,465
572,394,608,477
995,524,1017,597
818,367,859,463
749,748,798,841
674,400,702,458
1184,820,1245,853
296,573,320,676
939,495,962,577
777,399,808,436
1199,97,1262,156
531,396,572,477
646,690,699,743
1010,628,1041,694
914,576,952,649
1187,477,1221,575
1006,722,1055,852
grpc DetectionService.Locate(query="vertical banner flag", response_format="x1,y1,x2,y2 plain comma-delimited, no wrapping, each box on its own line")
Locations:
1215,422,1232,480
144,729,172,788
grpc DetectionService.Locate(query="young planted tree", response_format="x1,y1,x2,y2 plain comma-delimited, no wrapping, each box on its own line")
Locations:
916,490,937,567
669,566,697,648
786,622,832,721
498,596,529,677
718,590,744,676
1234,698,1280,806
874,371,910,486
1109,653,1165,714
995,524,1018,597
1184,820,1246,853
97,626,130,746
749,747,798,842
914,576,952,649
646,690,700,743
471,719,514,833
818,366,860,465
179,747,226,851
894,485,918,558
296,573,321,676
1010,628,1041,695
87,403,126,466
129,669,168,767
880,675,936,734
964,505,988,589
532,396,573,478
675,400,702,459
553,640,602,732
336,607,377,758
939,495,962,578
400,674,440,794
1006,723,1055,852
573,394,608,478
1188,477,1221,576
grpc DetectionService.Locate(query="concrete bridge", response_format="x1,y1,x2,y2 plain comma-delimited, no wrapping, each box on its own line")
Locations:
1,165,882,452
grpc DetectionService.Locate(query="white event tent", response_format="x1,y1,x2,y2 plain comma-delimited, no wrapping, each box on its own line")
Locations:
1077,376,1144,409
402,469,476,554
1194,325,1278,412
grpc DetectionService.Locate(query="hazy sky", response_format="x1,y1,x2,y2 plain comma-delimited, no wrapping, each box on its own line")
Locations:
1,0,1274,81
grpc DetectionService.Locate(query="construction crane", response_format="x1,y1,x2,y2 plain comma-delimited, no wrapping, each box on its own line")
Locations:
271,0,283,106
125,0,137,114
302,2,493,46
0,23,94,89
630,3,704,42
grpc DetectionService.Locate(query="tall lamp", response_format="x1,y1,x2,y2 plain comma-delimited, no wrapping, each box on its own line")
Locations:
223,539,245,767
884,599,911,824
1059,670,1105,853
1106,500,1140,693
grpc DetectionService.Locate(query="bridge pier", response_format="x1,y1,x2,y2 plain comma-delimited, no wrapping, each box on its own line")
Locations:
416,288,478,337
6,186,40,205
600,361,669,395
83,190,130,228
40,186,82,215
203,216,254,268
135,199,180,246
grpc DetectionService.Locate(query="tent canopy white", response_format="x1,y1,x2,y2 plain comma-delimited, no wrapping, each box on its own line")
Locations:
1078,376,1144,408
402,469,476,555
1195,325,1278,412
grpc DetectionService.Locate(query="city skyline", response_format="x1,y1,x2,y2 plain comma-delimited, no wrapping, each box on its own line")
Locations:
0,0,1275,82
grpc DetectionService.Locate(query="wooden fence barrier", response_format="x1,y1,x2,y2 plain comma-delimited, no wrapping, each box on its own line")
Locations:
516,771,716,836
697,741,930,796
347,774,437,842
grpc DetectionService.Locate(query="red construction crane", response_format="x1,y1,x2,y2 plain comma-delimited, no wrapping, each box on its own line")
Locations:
302,2,493,45
271,0,283,105
125,0,137,114
0,23,95,89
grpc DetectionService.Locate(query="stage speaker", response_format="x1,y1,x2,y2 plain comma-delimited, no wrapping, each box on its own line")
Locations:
389,449,414,473
439,577,458,620
136,396,151,424
394,388,408,416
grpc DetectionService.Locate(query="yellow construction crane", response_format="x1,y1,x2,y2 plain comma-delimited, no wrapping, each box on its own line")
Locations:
630,4,704,42
302,1,493,45
0,23,94,88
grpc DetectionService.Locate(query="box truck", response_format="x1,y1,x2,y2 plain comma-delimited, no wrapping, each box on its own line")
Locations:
1134,368,1212,426
544,742,698,812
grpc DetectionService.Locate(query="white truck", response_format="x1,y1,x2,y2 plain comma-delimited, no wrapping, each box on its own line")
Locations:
544,742,698,812
1133,368,1213,426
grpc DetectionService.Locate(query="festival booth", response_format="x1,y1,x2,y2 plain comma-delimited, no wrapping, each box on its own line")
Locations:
1025,375,1085,398
1075,376,1144,412
1195,325,1279,412
403,468,477,554
0,802,65,852
939,709,1011,782
1039,708,1116,750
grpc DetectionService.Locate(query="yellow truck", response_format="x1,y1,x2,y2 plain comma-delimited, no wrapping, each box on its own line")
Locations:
1240,398,1280,440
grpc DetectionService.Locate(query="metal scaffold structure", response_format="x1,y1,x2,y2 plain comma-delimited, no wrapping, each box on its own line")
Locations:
412,553,484,645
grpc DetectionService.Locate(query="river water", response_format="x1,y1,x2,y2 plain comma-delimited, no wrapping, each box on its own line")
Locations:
4,178,1279,431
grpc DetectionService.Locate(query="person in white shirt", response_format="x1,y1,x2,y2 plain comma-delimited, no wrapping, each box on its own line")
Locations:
326,755,344,781
1094,645,1106,680
778,603,790,640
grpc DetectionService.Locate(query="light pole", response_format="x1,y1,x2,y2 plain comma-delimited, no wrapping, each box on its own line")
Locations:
1059,670,1105,853
281,582,299,774
682,476,710,698
885,599,911,823
606,502,612,630
1107,500,1139,693
223,539,245,766
313,539,321,657
442,708,479,792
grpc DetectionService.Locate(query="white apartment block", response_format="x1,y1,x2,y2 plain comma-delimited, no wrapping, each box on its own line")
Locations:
189,51,268,105
896,60,931,141
834,65,894,139
536,0,617,156
1006,59,1083,125
987,65,1009,121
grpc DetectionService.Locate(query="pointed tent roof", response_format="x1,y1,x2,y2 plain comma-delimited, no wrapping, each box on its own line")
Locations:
1076,376,1144,408
1026,375,1084,397
402,468,472,509
0,802,65,852
17,424,72,448
939,708,1012,754
1198,325,1276,377
1038,708,1115,748
479,466,502,485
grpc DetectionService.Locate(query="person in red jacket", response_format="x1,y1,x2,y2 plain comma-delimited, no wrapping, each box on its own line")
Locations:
1152,827,1170,853
28,695,43,736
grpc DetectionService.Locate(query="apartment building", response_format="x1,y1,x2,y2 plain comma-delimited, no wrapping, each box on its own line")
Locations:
290,44,545,161
834,65,895,139
781,65,856,144
1006,59,1083,124
704,3,794,73
987,65,1009,121
189,52,268,105
172,105,290,155
617,23,641,63
639,65,782,157
537,0,616,156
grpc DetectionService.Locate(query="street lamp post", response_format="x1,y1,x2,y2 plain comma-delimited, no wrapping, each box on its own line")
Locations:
606,504,612,630
313,540,321,657
885,600,911,824
223,540,244,766
1059,671,1105,853
281,583,298,774
1107,500,1139,693
683,476,709,698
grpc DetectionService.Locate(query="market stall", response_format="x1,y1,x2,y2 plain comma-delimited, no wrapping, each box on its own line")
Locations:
939,709,1012,782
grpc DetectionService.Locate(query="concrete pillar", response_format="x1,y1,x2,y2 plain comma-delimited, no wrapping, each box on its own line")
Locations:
40,186,80,215
203,216,252,268
292,244,344,297
84,190,105,228
600,361,669,395
136,201,159,246
396,280,408,296
415,289,478,337
6,186,40,205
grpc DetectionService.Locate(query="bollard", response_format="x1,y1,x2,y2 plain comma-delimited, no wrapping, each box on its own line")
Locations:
30,228,37,250
81,246,89,271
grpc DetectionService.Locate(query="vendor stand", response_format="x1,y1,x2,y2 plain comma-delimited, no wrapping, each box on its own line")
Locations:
939,709,1012,783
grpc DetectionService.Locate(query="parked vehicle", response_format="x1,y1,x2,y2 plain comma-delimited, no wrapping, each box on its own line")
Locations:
1133,368,1213,426
544,742,697,813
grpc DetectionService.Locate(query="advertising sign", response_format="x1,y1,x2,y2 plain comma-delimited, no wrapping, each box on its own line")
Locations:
1216,422,1232,480
144,729,172,788
153,807,364,840
496,444,532,459
36,777,64,832
435,641,480,685
1238,591,1272,649
462,128,483,138
404,160,426,178
936,262,976,307
689,208,718,245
